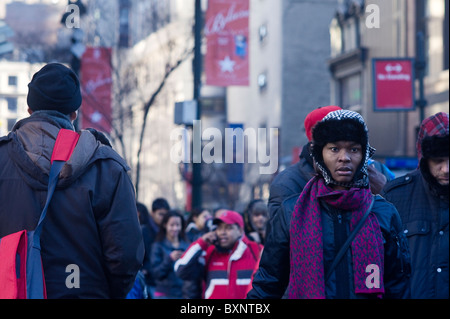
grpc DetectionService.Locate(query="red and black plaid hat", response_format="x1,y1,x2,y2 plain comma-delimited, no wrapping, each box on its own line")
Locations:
416,112,449,160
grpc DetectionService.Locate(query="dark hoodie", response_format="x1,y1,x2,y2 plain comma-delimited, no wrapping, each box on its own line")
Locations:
382,112,449,299
0,113,144,298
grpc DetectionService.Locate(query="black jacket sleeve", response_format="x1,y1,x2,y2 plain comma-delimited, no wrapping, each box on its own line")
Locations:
247,194,298,298
96,168,144,298
372,197,411,299
174,239,206,281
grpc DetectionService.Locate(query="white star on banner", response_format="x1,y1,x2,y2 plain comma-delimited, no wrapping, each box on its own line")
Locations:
219,56,235,73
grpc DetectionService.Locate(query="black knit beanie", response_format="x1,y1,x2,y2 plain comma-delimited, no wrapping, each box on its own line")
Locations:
27,63,82,115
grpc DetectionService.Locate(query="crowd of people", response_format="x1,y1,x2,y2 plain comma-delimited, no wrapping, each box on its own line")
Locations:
128,197,269,299
0,63,448,300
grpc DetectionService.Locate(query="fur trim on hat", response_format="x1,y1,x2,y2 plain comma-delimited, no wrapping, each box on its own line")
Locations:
311,118,367,161
421,135,449,159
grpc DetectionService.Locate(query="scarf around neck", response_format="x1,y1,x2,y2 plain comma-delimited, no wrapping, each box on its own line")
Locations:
288,176,385,299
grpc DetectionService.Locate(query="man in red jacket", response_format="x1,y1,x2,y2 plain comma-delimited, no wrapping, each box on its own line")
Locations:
175,210,262,299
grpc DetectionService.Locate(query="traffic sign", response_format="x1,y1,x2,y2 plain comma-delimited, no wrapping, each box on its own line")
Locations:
372,58,415,111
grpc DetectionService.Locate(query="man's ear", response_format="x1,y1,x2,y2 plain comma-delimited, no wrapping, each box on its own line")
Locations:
69,111,78,121
28,108,33,115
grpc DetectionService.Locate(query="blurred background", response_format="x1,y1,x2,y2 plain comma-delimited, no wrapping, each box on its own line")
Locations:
0,0,448,212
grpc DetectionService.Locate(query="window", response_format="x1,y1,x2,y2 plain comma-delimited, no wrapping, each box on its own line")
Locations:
8,76,17,87
340,73,361,110
6,97,18,112
342,18,358,53
330,18,342,57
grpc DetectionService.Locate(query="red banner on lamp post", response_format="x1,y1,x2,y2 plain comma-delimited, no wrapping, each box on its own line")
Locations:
80,47,113,133
204,0,249,86
372,58,416,111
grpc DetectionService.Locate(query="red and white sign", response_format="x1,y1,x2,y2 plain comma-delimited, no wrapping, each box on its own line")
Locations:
204,0,249,86
372,58,415,111
80,47,113,133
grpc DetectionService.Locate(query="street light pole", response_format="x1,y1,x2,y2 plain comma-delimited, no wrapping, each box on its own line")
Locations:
415,31,427,125
192,0,203,209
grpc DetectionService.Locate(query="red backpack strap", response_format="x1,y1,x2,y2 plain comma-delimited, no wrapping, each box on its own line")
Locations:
51,129,80,163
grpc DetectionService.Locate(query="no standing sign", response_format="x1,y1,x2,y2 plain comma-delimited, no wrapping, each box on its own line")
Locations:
372,58,416,111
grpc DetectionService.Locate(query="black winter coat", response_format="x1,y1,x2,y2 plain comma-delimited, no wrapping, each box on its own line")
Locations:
0,116,144,298
268,143,315,220
247,194,411,299
382,170,449,299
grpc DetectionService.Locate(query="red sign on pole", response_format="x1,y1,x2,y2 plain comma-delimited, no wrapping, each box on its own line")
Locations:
372,58,415,111
80,47,113,133
204,0,249,86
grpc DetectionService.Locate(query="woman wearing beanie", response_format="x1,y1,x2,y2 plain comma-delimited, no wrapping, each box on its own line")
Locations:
248,110,411,299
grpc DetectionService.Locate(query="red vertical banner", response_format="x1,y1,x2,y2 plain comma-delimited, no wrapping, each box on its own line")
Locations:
204,0,249,86
80,47,113,133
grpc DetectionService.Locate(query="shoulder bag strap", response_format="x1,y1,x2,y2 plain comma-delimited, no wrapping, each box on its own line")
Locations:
33,129,79,241
325,196,375,281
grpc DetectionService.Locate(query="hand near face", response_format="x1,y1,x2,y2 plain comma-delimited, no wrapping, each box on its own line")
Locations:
170,250,184,261
368,164,387,194
202,231,218,245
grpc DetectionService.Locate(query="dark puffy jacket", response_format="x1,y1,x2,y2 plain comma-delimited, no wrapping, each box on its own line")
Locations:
247,194,411,299
382,170,449,299
150,239,190,298
268,143,315,219
0,116,144,298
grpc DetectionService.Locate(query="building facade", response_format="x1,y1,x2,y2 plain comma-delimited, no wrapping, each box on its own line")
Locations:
0,61,43,136
328,0,449,167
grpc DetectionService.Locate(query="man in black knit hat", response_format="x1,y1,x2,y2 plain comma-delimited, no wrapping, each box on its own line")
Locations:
382,112,449,299
0,63,144,298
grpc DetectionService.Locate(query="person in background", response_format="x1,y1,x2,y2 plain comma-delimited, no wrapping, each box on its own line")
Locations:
185,207,213,243
247,110,411,299
382,112,449,299
175,210,262,299
140,198,170,298
0,63,143,298
150,210,189,299
244,199,269,245
137,201,151,226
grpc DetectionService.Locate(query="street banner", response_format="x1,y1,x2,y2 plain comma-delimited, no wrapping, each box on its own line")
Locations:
204,0,249,86
372,58,415,111
80,47,113,133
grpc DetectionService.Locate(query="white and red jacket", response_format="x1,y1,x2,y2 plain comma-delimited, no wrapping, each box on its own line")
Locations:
175,236,262,299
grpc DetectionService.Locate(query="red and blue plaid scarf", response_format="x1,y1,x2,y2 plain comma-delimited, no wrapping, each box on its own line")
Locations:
288,176,385,299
